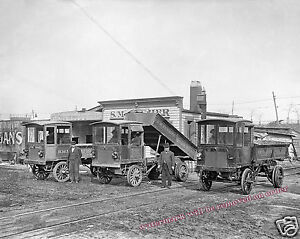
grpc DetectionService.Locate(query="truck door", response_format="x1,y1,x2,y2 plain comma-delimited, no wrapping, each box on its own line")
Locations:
45,126,56,161
120,126,129,160
237,125,252,165
129,126,143,161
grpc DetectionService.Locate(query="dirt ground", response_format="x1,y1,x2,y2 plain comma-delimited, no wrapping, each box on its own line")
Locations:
0,162,299,239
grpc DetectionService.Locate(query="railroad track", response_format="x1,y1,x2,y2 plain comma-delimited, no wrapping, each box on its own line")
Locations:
0,167,299,238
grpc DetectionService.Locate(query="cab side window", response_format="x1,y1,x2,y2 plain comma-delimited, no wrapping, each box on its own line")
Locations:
121,127,129,145
46,127,55,144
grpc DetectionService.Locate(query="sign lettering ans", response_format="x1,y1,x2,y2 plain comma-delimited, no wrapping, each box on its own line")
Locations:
109,108,171,120
0,131,23,145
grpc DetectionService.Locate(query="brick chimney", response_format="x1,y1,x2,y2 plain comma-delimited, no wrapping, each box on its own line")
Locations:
190,81,207,118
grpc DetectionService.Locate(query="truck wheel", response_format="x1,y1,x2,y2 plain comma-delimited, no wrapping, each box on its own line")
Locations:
97,172,112,184
241,168,254,195
199,170,212,191
53,162,70,182
127,165,143,187
148,166,160,180
90,166,97,177
272,165,284,188
32,165,50,180
175,162,189,182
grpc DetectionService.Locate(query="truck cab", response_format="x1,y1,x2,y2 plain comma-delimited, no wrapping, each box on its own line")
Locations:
23,121,72,180
197,118,254,171
91,120,145,186
196,118,254,192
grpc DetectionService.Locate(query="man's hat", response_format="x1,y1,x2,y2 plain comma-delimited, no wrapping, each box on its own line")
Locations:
163,143,170,148
71,141,76,145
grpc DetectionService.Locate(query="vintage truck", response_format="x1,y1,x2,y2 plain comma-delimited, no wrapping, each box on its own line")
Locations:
196,118,288,194
90,112,198,186
22,121,72,182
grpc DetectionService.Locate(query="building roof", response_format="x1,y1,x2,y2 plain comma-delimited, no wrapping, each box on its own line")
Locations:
90,120,143,126
97,96,183,105
22,120,71,126
51,110,102,121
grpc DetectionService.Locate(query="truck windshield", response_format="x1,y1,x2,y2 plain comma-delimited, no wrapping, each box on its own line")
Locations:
57,126,71,144
200,124,234,145
27,126,44,143
218,126,234,145
94,126,118,144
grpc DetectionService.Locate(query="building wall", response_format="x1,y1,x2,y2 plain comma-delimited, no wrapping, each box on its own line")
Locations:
0,120,25,161
182,111,202,145
71,122,93,144
103,106,182,131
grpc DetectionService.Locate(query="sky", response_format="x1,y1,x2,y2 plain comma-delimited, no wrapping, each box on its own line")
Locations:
0,0,300,123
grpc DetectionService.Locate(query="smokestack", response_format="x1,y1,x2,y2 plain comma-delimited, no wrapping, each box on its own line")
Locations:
190,81,207,118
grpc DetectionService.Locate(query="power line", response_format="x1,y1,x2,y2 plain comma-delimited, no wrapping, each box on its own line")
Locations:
210,95,300,106
70,0,175,96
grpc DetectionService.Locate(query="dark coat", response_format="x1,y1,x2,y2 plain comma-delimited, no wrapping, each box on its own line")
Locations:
158,150,175,174
67,146,82,162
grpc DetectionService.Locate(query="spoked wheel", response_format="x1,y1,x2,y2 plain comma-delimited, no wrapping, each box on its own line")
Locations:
127,165,143,187
97,171,112,184
272,165,284,188
199,170,212,191
175,162,189,182
241,168,254,195
31,165,50,180
90,166,97,177
148,165,160,180
53,162,70,182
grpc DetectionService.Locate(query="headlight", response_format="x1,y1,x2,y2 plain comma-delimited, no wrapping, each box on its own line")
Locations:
197,152,202,159
227,154,234,160
112,151,118,160
38,150,44,158
91,149,96,158
197,150,204,160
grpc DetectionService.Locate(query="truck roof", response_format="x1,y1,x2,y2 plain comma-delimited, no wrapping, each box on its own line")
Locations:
197,117,253,126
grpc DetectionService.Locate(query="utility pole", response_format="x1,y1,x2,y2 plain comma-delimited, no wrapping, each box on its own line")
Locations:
272,91,279,125
231,101,234,115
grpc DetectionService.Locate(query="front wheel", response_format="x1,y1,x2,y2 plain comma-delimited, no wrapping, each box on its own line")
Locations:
53,162,70,182
199,170,212,191
241,168,254,195
175,162,189,182
90,166,97,177
272,165,284,188
31,165,50,180
127,165,143,187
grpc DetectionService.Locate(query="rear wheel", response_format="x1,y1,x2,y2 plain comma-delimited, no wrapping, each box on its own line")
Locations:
272,165,284,188
53,162,70,182
127,165,143,187
199,170,212,191
241,168,254,195
31,165,50,180
175,162,189,182
96,169,112,184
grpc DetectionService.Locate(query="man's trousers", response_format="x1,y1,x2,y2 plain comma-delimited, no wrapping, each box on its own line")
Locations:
161,163,172,186
69,159,80,182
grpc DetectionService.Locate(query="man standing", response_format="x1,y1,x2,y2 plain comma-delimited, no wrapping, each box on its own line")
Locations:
67,141,82,183
158,143,175,188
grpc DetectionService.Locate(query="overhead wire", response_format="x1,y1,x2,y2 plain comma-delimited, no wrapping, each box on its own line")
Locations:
70,0,176,96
